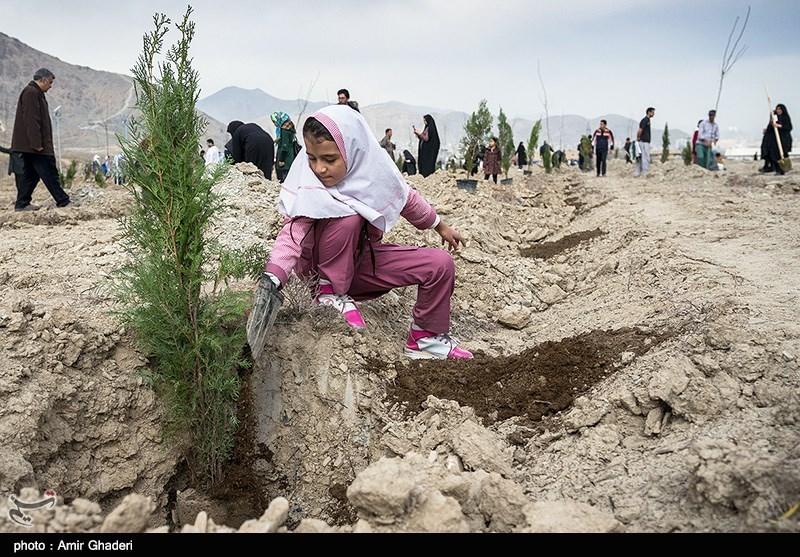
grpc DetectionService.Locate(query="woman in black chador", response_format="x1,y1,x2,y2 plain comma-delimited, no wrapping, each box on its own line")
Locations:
760,103,793,175
401,150,417,175
414,114,441,177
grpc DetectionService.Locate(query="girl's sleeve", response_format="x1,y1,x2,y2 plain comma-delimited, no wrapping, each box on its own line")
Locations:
401,188,439,230
265,217,314,285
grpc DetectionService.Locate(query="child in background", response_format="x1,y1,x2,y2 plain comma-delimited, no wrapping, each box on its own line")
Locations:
271,111,299,183
483,137,500,184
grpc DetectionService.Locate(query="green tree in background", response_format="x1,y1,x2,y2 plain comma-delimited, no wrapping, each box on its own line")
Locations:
681,140,692,166
527,119,541,167
460,99,492,176
497,107,515,179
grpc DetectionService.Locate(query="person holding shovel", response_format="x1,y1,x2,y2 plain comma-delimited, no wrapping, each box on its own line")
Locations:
255,105,473,360
760,104,793,175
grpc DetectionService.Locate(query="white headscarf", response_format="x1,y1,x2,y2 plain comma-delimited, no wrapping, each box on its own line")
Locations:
277,105,410,233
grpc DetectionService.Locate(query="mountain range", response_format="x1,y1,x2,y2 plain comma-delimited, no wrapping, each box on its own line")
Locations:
0,31,228,157
1,31,688,162
199,87,691,158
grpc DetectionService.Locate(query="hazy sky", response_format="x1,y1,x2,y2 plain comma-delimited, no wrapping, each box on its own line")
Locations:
3,0,799,139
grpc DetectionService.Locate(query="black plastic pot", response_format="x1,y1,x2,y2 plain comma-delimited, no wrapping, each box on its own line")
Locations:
455,179,478,193
523,170,532,176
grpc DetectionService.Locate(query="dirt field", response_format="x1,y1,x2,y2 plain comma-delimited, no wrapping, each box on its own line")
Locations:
1,157,798,532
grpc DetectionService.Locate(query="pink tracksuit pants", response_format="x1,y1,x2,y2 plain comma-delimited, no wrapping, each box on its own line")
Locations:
293,215,455,333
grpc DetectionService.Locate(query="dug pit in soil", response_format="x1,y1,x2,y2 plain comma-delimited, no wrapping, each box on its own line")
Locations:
167,361,280,529
385,328,668,425
519,228,606,259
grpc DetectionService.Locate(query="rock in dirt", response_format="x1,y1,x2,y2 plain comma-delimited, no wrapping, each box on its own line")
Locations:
647,356,691,402
525,227,550,242
518,500,623,533
101,494,155,533
644,406,665,436
610,387,642,416
346,457,418,520
237,497,289,533
293,518,337,533
235,162,263,176
564,400,609,431
537,284,567,305
497,304,532,330
0,451,35,493
470,471,529,532
405,490,469,533
451,420,513,477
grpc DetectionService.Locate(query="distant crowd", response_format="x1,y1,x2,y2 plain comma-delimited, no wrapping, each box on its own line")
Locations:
1,68,794,214
211,88,441,183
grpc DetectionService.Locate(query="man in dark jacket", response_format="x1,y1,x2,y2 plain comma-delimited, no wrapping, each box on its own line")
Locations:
227,121,275,180
10,68,71,211
591,120,615,177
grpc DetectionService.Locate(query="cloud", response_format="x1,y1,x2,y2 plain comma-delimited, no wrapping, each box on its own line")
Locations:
2,0,798,141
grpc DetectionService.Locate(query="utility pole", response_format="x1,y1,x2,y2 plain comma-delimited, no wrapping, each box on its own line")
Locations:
53,106,63,174
89,119,110,158
102,103,110,157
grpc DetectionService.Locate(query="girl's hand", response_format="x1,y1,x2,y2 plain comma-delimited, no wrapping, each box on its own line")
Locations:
435,221,465,252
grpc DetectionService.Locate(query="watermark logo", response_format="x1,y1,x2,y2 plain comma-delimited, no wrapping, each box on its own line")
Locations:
7,490,57,527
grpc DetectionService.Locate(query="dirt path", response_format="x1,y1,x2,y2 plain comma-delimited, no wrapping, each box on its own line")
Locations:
1,161,798,533
613,171,800,329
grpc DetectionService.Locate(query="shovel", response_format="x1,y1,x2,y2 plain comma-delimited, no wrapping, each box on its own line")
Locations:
246,273,284,360
767,92,792,172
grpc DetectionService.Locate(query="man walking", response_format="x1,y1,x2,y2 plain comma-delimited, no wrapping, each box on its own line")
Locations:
204,138,222,166
592,119,615,177
11,68,71,211
379,128,396,160
633,107,655,177
696,110,720,170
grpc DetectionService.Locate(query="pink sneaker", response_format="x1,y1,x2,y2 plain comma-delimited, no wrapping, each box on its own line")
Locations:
404,327,473,360
317,282,366,330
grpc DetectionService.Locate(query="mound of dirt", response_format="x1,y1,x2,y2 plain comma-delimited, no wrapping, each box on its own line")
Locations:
385,328,669,424
2,159,799,533
519,228,606,259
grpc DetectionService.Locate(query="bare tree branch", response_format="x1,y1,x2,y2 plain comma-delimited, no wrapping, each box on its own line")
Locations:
720,15,738,69
729,45,748,68
537,60,550,144
715,5,751,111
728,8,750,64
295,71,320,124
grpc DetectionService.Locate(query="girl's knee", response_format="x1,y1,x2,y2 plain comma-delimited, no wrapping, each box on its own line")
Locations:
427,248,455,277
